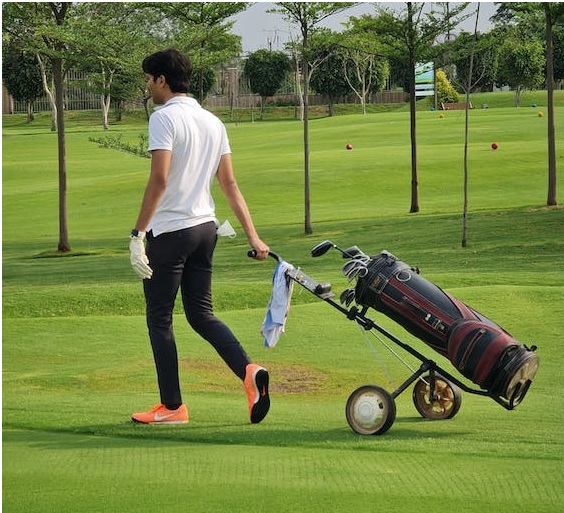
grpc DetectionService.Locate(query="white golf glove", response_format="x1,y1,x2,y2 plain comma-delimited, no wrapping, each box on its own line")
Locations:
129,232,153,279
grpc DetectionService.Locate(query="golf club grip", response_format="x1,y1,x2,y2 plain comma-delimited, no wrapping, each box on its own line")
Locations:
247,249,281,261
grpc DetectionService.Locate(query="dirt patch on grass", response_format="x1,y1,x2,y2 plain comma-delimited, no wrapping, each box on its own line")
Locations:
268,363,327,394
180,357,327,395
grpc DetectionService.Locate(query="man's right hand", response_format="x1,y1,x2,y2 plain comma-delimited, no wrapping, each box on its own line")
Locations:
129,232,153,279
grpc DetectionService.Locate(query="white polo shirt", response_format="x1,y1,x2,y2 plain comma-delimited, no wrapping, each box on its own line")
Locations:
146,96,231,236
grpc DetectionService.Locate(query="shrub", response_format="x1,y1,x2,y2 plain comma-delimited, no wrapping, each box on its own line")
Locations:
89,133,150,158
435,68,460,104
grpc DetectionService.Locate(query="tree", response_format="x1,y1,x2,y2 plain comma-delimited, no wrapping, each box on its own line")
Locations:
449,30,501,93
497,33,544,107
1,45,43,121
553,24,564,86
435,69,460,104
492,2,563,206
542,3,564,206
461,4,481,249
339,29,389,115
309,35,351,116
2,2,80,253
3,3,56,130
109,64,148,122
285,27,339,122
188,65,217,104
271,2,353,235
349,2,470,213
73,4,124,129
73,3,163,130
153,2,246,103
243,49,291,119
44,2,73,253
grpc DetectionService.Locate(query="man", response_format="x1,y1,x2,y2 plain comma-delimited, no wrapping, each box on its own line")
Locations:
129,48,270,425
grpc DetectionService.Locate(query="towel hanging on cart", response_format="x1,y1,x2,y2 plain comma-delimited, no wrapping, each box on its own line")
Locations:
261,260,295,347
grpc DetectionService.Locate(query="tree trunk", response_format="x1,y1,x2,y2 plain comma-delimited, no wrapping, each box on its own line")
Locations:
303,51,312,235
295,57,304,121
545,4,557,206
409,64,419,213
53,56,71,253
143,96,150,122
115,100,123,122
36,53,57,131
199,70,204,105
300,23,312,235
462,4,480,248
514,86,522,107
408,3,419,213
26,100,34,123
101,68,113,130
102,94,110,130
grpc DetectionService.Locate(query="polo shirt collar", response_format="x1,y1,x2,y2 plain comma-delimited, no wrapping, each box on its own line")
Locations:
164,95,198,107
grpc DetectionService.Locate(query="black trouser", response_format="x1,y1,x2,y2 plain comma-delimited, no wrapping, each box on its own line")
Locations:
143,222,251,408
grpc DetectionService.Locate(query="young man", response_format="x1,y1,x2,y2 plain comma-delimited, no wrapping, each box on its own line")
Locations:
129,49,270,425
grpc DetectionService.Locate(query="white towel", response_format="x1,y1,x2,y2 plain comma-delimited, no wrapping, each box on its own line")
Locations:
217,220,236,237
261,260,294,347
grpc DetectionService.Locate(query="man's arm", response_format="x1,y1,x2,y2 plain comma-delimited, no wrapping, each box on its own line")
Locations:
216,153,269,260
134,149,171,232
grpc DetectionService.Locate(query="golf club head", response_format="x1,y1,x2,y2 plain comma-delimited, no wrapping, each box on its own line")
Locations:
311,240,335,258
340,288,356,307
342,245,363,258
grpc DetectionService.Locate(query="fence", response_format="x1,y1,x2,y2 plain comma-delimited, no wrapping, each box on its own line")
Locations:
203,90,408,109
3,68,408,115
4,70,100,114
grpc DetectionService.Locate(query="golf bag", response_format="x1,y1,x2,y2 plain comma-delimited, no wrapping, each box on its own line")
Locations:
352,250,539,405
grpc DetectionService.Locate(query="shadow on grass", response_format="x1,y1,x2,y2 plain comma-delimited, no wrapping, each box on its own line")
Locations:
32,250,103,259
3,415,470,452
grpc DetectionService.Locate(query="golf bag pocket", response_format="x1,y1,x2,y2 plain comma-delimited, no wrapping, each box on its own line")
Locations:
447,320,517,388
448,319,539,405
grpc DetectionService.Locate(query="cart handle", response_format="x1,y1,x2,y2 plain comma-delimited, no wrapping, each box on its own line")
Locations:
247,249,281,262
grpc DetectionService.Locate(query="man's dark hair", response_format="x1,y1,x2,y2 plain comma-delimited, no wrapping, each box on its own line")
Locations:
142,49,192,93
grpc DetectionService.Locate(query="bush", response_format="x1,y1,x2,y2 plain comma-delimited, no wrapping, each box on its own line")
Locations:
435,68,460,104
89,133,150,158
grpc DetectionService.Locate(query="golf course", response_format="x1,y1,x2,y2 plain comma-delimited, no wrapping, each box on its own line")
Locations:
3,90,564,512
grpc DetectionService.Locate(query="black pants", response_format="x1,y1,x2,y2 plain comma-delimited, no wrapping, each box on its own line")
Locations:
143,222,251,407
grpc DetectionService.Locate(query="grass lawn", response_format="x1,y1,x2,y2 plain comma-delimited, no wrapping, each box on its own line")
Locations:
3,92,564,512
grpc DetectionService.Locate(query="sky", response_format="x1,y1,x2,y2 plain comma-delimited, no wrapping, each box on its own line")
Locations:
231,1,498,54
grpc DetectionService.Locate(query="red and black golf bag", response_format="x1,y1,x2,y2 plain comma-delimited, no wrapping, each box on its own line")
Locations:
353,250,539,407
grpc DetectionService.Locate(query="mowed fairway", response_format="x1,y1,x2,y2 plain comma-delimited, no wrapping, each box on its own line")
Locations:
3,94,564,513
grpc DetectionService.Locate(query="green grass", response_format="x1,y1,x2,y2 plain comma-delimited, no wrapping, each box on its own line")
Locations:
3,93,564,513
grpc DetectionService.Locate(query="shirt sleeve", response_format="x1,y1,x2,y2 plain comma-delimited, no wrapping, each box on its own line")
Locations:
148,111,174,152
219,122,231,156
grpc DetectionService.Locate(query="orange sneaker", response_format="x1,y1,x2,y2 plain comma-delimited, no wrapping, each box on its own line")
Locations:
131,403,189,425
244,364,270,424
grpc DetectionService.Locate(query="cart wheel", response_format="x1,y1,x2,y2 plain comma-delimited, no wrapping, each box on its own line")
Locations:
345,385,396,435
412,374,462,420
